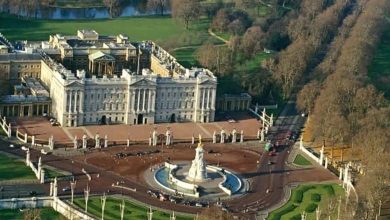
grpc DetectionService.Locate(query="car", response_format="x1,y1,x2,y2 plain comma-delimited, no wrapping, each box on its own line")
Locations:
170,197,177,203
29,191,37,196
195,202,203,207
9,144,14,148
159,194,168,201
62,187,70,192
268,152,276,156
268,161,274,165
21,146,28,151
41,149,49,155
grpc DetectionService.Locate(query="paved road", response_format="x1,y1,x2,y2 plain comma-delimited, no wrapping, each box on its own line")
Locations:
225,99,306,219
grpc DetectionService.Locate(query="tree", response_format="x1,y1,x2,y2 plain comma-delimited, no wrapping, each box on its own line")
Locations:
296,80,320,114
103,0,121,18
212,9,230,32
171,0,201,29
240,26,265,57
196,43,233,76
147,0,169,16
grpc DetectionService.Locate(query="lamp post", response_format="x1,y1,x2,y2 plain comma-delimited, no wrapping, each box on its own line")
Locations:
147,206,153,220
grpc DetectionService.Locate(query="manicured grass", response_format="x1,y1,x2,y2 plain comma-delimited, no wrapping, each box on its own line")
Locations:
0,153,36,181
0,207,62,220
268,184,344,220
73,196,192,220
235,52,273,75
293,154,312,166
368,27,390,99
172,47,199,68
44,168,64,179
0,13,185,42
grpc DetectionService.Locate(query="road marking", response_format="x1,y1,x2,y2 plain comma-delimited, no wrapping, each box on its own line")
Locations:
80,127,94,138
196,123,212,137
62,127,75,141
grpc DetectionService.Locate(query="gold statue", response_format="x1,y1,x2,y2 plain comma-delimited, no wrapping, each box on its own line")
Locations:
198,134,203,148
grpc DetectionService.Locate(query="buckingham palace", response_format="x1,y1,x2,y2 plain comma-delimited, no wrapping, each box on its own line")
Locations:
0,30,217,127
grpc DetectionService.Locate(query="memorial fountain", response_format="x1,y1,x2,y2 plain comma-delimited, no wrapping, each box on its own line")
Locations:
150,136,244,199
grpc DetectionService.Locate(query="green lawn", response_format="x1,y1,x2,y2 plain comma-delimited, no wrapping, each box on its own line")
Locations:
44,168,64,179
235,52,273,74
0,153,36,181
293,154,312,166
0,207,62,220
0,13,185,42
172,47,199,68
268,184,344,220
368,27,390,99
73,196,192,220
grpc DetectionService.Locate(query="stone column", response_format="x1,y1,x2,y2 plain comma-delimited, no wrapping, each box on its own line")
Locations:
201,89,205,112
137,89,141,112
339,167,343,180
131,90,136,113
240,130,244,143
127,139,130,147
151,90,156,112
31,135,35,146
53,177,58,198
38,157,42,179
152,130,157,146
69,90,73,113
344,165,349,184
148,89,152,113
220,130,225,144
212,131,216,144
40,169,45,184
104,135,108,148
24,133,28,143
49,135,54,150
26,149,30,166
49,182,53,196
82,134,87,149
191,135,195,145
74,90,78,113
325,157,328,169
143,89,146,112
95,134,100,148
7,123,11,138
232,129,237,143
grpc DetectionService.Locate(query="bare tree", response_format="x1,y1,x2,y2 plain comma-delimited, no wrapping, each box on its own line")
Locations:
103,0,121,18
171,0,201,29
147,0,169,16
240,26,265,57
296,80,320,114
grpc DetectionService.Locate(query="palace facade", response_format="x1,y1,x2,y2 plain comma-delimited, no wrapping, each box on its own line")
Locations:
0,30,217,127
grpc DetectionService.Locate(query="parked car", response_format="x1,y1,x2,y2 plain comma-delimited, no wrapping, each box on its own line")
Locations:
9,144,14,148
62,187,70,192
41,149,49,155
21,146,28,151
